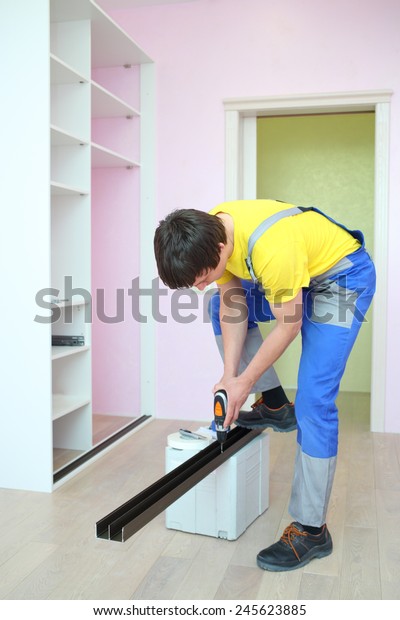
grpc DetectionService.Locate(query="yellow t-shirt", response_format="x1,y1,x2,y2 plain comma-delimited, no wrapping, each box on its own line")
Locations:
209,200,361,303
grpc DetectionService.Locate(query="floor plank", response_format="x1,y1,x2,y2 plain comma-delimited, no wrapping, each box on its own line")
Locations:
257,567,303,599
375,488,400,599
132,556,193,600
298,573,340,599
173,537,238,600
339,525,381,599
215,564,264,600
0,542,58,599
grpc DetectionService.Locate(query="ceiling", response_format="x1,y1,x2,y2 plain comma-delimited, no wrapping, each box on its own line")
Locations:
99,0,196,9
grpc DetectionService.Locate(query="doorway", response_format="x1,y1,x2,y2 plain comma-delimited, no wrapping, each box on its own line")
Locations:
223,90,392,432
256,112,374,395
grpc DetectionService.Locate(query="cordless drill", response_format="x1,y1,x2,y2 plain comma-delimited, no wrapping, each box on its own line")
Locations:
214,389,229,453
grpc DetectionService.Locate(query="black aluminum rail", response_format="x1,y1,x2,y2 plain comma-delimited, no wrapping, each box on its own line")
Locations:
96,426,261,542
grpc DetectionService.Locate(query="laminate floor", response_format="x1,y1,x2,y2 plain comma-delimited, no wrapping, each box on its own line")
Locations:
1,392,399,600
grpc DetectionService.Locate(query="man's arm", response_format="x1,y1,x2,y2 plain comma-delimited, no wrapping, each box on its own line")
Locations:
218,276,248,382
241,289,303,387
219,289,303,425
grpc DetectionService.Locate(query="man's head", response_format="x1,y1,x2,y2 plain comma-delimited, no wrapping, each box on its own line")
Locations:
154,209,227,289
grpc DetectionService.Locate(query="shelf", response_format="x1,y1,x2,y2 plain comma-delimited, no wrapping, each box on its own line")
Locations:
51,125,89,147
91,143,140,169
50,54,88,85
51,1,152,66
91,3,152,67
91,81,140,118
50,298,90,308
52,394,91,420
52,345,90,361
51,181,89,196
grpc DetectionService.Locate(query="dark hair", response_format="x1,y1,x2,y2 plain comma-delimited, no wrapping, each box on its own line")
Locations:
154,209,227,289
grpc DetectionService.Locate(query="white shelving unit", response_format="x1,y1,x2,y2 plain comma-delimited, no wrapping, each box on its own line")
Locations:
1,0,154,492
50,0,153,476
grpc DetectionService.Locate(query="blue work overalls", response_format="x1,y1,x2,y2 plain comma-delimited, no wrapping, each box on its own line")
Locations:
208,207,376,526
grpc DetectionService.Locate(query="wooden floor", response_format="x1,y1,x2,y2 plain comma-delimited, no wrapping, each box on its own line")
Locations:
1,392,399,600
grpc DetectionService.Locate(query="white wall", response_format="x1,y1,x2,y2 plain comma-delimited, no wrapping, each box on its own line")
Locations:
0,0,53,491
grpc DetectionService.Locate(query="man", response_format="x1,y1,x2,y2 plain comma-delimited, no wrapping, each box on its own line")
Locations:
154,199,376,571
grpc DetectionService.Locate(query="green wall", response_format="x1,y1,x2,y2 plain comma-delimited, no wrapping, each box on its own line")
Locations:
257,113,375,392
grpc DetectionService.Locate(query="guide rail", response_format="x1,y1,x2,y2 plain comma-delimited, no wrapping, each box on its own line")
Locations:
96,426,261,542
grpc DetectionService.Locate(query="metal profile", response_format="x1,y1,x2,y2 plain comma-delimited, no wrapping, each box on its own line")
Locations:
96,426,262,542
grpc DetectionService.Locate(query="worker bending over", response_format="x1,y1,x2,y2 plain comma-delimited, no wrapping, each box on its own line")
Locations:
154,199,375,572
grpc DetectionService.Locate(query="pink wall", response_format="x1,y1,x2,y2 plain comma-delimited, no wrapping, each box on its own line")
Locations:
91,167,141,416
105,0,400,431
91,66,141,416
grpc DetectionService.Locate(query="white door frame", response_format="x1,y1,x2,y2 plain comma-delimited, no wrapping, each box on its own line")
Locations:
223,90,392,432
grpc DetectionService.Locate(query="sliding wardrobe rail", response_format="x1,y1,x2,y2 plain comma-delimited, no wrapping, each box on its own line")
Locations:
96,426,262,542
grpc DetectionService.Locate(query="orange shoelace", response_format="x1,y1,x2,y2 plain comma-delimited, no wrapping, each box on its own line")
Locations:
280,524,308,562
251,397,293,412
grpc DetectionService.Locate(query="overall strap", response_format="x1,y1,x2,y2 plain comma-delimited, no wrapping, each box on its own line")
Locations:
298,205,365,247
245,206,303,283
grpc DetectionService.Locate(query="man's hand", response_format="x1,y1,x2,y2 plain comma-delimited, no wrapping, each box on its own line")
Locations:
213,375,252,427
